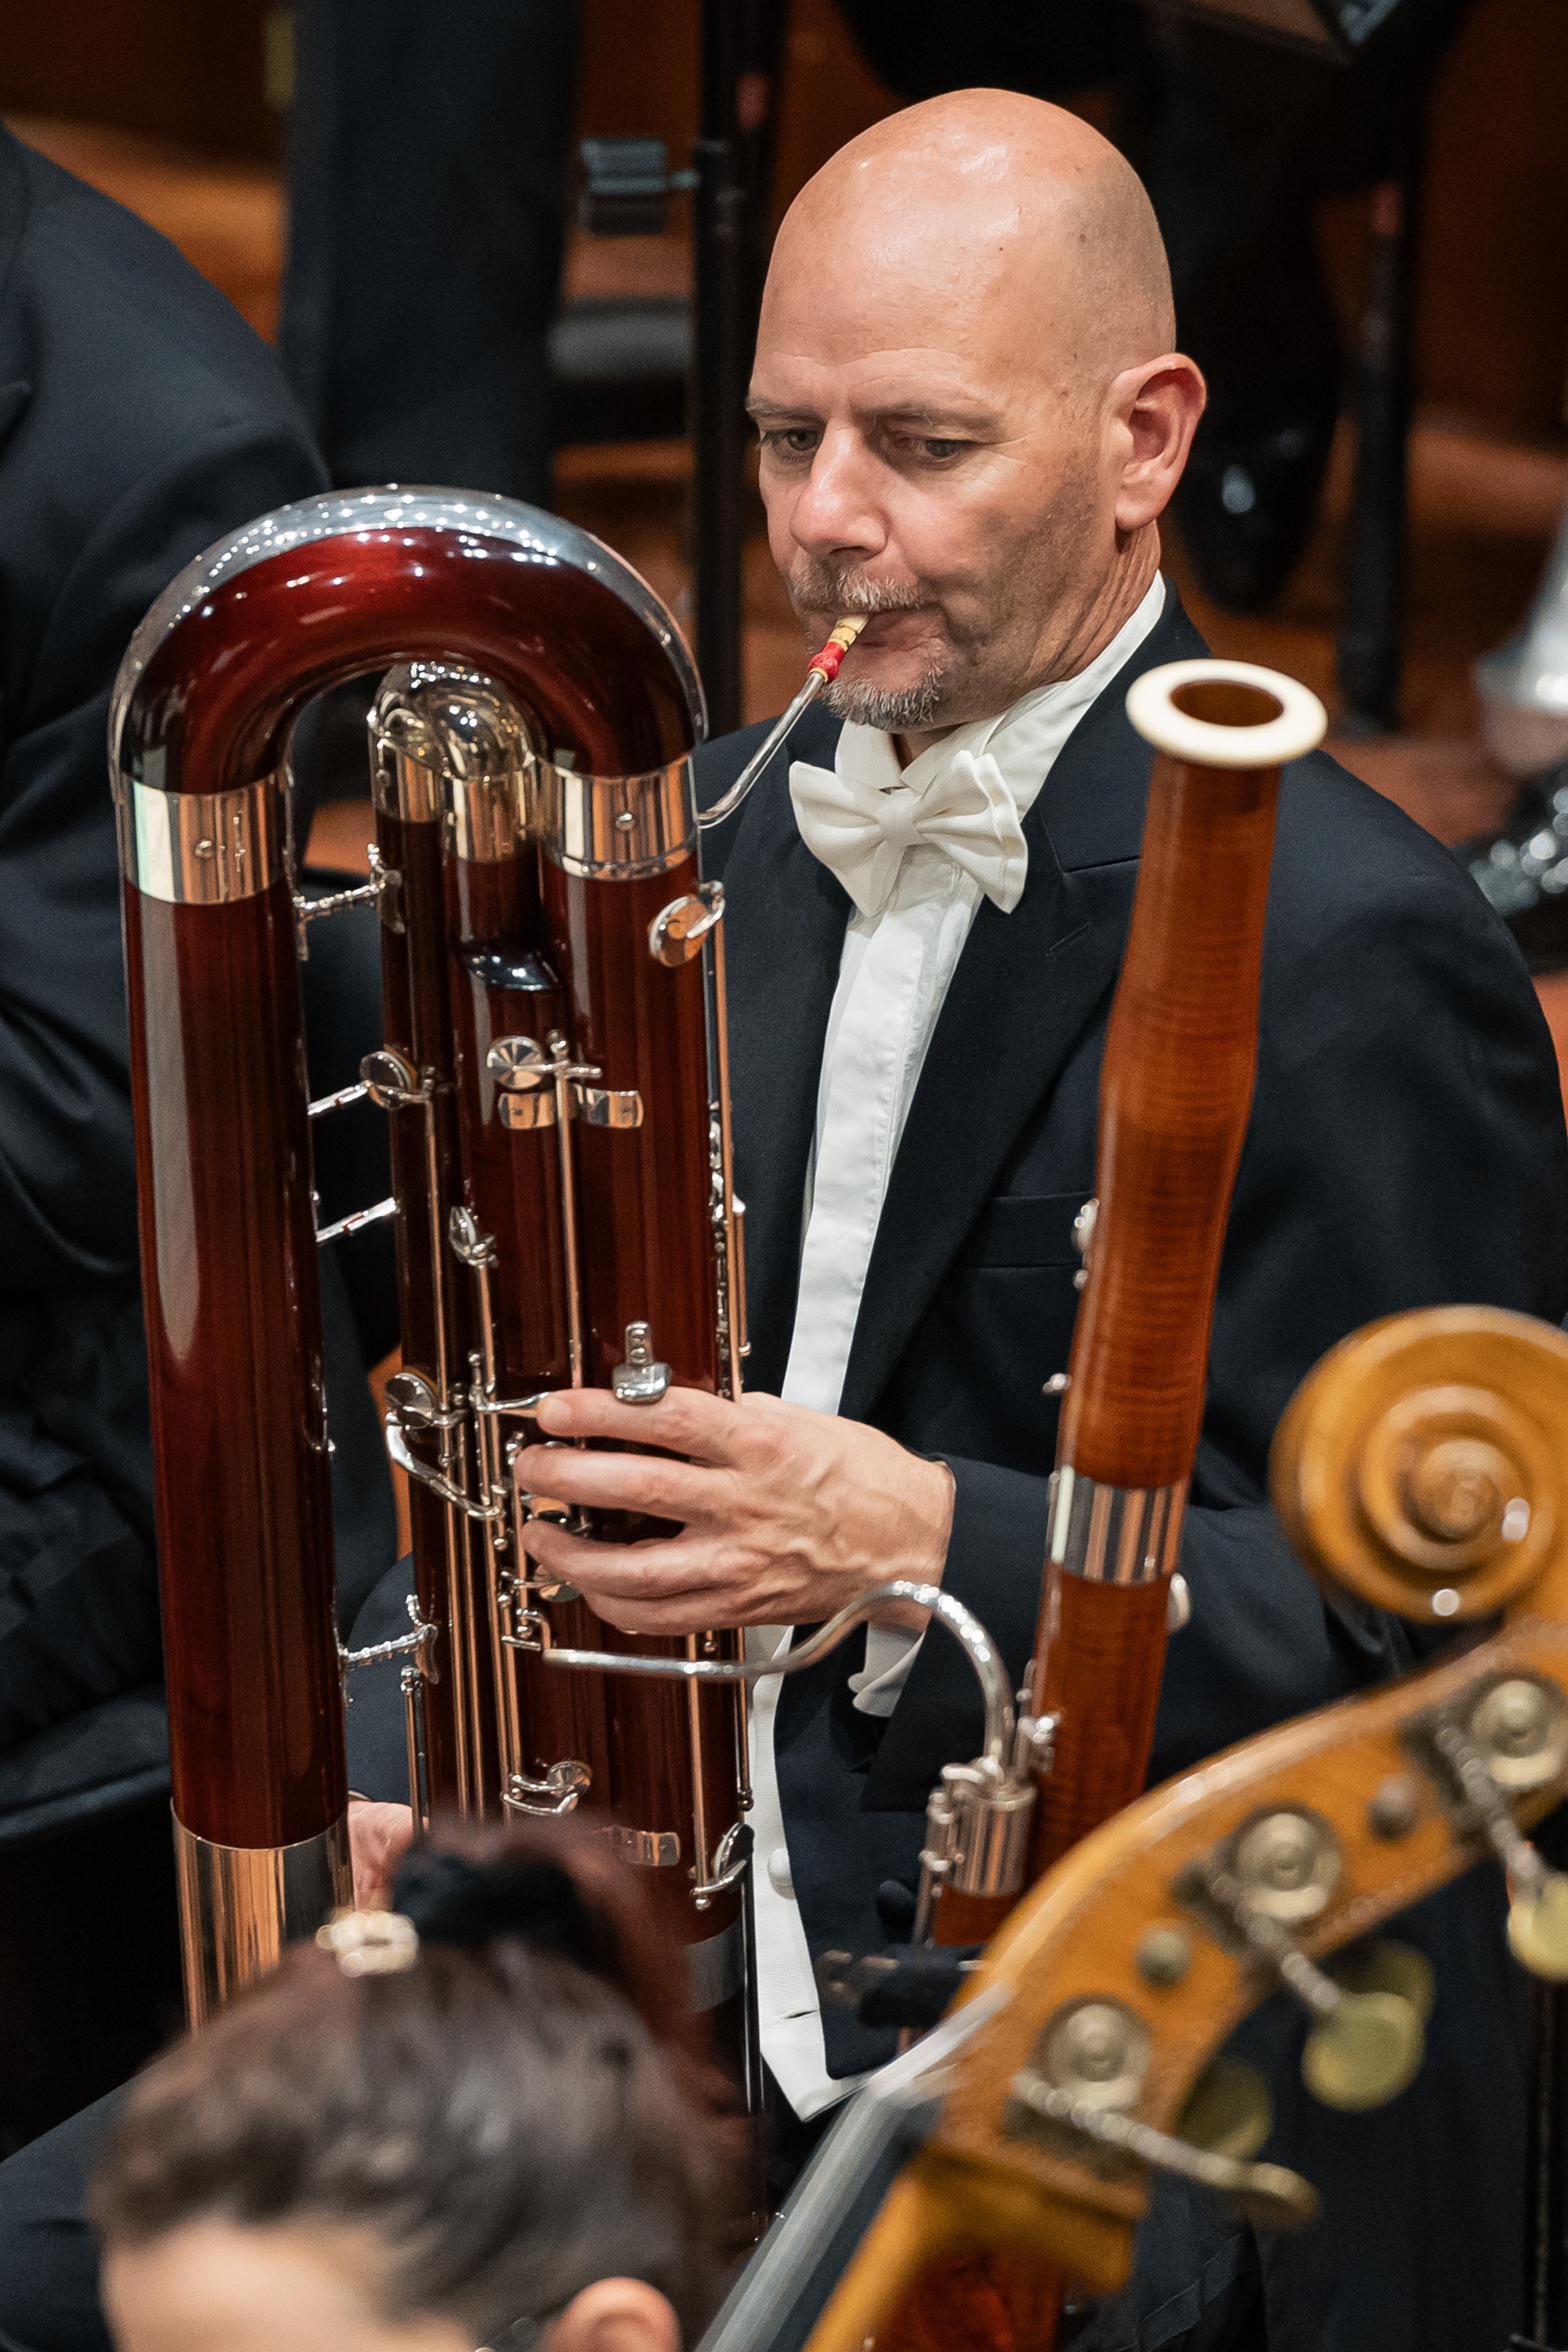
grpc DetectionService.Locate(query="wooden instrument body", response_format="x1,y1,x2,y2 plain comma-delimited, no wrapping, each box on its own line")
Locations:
123,879,341,1849
1030,710,1287,1877
458,833,750,1987
114,498,699,1874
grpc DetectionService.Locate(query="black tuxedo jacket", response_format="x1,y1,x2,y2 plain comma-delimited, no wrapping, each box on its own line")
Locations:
0,125,394,1777
696,592,1568,2345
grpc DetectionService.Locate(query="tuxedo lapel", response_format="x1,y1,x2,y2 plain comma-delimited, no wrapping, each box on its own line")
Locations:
715,702,851,1396
838,590,1207,1423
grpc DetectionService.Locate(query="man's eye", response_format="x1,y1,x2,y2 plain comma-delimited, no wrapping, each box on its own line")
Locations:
762,428,819,458
921,438,967,462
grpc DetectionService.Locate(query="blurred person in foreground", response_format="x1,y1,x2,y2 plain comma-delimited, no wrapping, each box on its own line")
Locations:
89,1823,738,2352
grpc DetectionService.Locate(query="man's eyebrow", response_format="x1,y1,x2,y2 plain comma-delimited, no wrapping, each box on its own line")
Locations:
873,401,1000,434
744,395,1002,434
746,397,817,423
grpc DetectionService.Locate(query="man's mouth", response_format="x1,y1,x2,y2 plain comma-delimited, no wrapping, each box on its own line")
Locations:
802,606,940,654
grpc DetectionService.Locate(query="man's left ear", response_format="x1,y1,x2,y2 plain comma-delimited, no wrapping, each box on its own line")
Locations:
1112,353,1207,534
545,2278,682,2352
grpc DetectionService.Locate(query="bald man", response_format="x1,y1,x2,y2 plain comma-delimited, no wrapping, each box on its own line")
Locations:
506,93,1568,2351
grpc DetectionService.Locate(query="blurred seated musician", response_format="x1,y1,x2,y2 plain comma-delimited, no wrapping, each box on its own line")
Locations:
0,119,397,1777
89,1824,737,2352
456,89,1559,2350
830,0,1477,612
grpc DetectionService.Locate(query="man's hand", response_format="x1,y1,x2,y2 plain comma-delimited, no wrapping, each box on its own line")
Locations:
513,1387,955,1635
348,1796,415,1910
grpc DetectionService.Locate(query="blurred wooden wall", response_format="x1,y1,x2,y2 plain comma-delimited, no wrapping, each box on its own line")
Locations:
1,0,1563,438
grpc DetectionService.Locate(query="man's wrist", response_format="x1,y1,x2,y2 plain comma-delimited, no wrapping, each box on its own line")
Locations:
909,1452,956,1583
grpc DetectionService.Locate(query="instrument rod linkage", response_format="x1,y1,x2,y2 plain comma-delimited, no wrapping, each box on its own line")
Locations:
541,1579,1015,1762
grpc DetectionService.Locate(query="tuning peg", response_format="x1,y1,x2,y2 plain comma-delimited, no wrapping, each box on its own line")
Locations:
1005,2013,1317,2233
1301,1985,1425,2113
1422,1686,1568,1981
1178,1816,1426,2113
1508,1871,1568,1980
1329,1936,1436,2023
1174,2056,1273,2161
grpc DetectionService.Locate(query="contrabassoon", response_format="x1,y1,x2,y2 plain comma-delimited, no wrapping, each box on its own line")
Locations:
111,488,757,2071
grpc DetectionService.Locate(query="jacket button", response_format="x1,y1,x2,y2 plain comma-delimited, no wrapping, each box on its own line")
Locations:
767,1846,795,1898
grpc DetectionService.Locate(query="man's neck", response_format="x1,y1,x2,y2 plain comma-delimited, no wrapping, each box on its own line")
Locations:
892,537,1160,768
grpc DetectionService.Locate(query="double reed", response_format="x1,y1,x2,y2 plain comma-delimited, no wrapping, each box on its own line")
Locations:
111,489,753,2076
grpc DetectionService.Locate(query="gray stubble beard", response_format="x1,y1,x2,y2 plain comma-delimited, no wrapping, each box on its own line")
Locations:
821,664,949,731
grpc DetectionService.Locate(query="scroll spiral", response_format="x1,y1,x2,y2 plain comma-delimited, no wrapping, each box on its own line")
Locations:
1269,1306,1568,1623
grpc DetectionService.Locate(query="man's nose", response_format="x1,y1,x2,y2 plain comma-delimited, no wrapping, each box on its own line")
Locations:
789,427,887,564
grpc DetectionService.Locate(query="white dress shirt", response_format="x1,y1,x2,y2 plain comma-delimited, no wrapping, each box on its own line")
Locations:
750,576,1167,2120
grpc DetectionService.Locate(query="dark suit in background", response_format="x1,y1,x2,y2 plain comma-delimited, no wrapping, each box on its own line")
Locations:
281,0,579,506
695,585,1568,2349
0,121,397,1777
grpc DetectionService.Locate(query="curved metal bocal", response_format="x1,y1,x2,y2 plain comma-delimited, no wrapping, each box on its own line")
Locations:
110,491,702,2011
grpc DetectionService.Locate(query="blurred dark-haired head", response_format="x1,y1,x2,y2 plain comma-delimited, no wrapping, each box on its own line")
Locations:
90,1819,739,2352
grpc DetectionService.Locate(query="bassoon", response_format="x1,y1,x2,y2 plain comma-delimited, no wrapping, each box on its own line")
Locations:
111,488,756,2077
914,657,1328,1942
860,655,1327,2349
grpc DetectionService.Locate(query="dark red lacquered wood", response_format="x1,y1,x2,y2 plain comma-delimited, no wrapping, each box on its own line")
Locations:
118,522,699,1856
446,850,572,1396
880,2252,1064,2352
125,885,343,1849
902,731,1283,2352
931,1886,1018,1948
539,844,748,2002
543,852,717,1396
1027,1569,1170,1881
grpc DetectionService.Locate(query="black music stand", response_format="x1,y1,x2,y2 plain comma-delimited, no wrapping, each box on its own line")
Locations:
1142,0,1438,733
567,0,791,737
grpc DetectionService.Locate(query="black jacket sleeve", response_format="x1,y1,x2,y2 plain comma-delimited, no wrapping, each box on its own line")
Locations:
865,858,1568,1810
0,424,327,1294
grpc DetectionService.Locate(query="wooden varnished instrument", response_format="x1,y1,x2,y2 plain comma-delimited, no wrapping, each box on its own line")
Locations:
111,489,753,2080
916,659,1328,1949
698,1306,1568,2352
887,658,1321,2352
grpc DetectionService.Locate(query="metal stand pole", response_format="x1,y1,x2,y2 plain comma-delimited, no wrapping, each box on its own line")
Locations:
1334,121,1425,735
1514,1980,1568,2352
691,0,750,738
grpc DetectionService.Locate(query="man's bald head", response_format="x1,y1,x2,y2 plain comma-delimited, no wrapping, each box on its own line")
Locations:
769,91,1174,400
750,91,1202,738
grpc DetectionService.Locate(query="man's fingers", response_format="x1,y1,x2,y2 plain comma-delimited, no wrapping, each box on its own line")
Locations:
347,1798,416,1911
514,1440,720,1523
532,1383,751,1460
523,1517,722,1599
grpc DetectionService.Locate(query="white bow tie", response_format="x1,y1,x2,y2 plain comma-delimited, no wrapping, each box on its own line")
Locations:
788,746,1029,919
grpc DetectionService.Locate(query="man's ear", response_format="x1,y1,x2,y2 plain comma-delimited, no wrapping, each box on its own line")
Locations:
546,2277,682,2352
1110,352,1207,534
